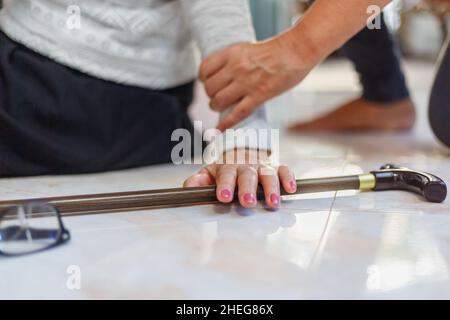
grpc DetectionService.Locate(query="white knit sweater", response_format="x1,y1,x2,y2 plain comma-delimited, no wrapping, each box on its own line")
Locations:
0,0,259,89
0,0,270,153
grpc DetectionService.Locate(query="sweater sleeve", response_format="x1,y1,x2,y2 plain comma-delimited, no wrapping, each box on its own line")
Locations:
179,0,271,157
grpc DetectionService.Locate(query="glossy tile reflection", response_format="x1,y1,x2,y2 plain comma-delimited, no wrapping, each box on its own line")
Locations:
308,211,450,299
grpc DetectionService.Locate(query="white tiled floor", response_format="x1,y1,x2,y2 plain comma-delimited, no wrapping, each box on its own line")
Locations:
0,59,449,299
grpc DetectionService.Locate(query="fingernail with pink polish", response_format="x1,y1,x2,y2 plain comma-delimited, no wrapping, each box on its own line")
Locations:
290,181,297,192
243,193,255,205
220,189,231,200
270,193,280,206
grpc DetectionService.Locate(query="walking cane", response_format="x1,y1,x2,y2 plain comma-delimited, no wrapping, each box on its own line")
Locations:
0,164,446,217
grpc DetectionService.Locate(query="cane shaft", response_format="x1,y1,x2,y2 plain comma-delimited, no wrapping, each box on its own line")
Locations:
0,175,367,217
0,163,444,216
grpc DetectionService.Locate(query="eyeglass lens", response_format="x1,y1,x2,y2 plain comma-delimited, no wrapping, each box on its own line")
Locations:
0,203,63,255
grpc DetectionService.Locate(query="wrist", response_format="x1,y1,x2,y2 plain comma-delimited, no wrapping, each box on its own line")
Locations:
278,25,326,71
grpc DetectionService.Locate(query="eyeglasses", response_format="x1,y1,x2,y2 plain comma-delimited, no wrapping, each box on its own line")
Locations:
0,202,70,256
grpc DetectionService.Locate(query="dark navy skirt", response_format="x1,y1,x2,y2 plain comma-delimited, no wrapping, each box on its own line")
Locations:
0,31,195,177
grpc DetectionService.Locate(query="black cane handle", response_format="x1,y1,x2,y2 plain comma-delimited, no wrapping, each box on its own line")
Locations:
371,164,447,203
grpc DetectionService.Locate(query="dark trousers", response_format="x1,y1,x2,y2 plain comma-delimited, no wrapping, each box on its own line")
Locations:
429,39,450,148
0,32,195,177
340,14,410,103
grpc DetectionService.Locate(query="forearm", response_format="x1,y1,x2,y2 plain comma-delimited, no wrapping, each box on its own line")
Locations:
181,0,270,151
282,0,392,66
